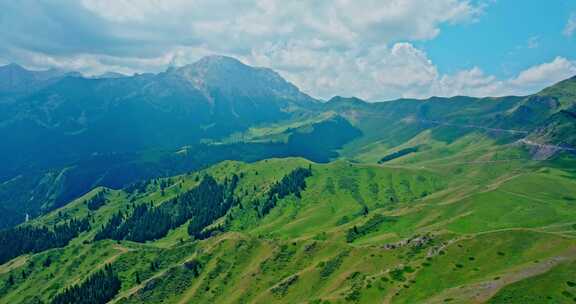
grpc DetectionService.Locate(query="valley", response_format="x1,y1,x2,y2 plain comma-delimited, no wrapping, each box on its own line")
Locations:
0,58,576,303
1,142,576,303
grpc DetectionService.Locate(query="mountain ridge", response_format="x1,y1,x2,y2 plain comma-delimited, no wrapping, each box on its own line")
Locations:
0,56,575,231
1,56,576,304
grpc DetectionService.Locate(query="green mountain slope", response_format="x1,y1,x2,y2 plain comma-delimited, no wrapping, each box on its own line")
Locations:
2,62,576,230
1,61,576,303
1,142,576,303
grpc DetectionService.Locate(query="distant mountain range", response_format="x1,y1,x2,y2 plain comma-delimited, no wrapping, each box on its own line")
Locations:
0,63,82,94
0,56,320,173
0,56,575,229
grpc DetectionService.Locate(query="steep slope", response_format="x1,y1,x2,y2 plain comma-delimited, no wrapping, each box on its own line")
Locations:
0,60,574,232
0,56,319,165
1,147,576,303
0,57,321,228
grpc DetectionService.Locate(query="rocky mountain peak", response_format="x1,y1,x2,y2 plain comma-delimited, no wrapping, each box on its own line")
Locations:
169,55,316,103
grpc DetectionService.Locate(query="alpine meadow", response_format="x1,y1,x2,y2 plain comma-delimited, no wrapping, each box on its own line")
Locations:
1,1,576,304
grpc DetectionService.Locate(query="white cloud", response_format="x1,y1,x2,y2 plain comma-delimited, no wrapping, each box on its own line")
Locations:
564,13,576,37
249,42,440,100
509,57,576,90
431,67,504,98
251,40,576,100
79,0,483,46
426,57,576,100
2,1,574,101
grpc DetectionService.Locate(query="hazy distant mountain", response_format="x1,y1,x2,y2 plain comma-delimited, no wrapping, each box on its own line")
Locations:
0,56,322,227
0,63,81,94
172,55,313,104
0,57,318,175
0,56,319,161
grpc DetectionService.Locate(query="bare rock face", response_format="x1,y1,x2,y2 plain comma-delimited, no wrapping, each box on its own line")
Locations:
171,55,315,104
519,139,575,160
383,234,433,250
528,142,562,160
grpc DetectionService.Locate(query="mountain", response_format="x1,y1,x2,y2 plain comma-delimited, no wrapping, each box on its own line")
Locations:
0,56,318,155
0,56,323,228
1,58,576,231
0,63,81,94
0,56,321,164
174,55,313,103
1,56,576,303
1,154,575,303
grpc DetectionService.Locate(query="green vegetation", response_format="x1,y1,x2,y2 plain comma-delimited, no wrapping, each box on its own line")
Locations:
94,175,237,242
259,166,312,217
2,75,576,303
346,214,396,243
1,153,576,303
85,190,108,211
0,218,90,264
51,264,120,304
378,146,421,164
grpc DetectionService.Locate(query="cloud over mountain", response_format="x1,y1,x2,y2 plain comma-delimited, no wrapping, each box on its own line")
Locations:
0,1,573,100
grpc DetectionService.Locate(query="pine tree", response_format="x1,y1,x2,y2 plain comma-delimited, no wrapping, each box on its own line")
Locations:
0,218,90,265
51,264,120,304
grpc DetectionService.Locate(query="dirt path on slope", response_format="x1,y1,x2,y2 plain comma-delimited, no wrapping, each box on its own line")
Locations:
424,246,576,303
68,244,131,287
382,228,576,304
415,119,529,135
0,256,28,274
111,234,247,304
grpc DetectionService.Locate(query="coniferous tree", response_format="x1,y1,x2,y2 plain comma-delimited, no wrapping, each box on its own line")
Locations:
91,168,311,244
0,218,90,264
51,264,120,304
93,174,240,243
86,191,107,211
259,167,312,217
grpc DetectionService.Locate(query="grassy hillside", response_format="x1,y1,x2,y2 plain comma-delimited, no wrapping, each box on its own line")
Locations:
1,139,576,303
4,76,576,231
2,76,576,304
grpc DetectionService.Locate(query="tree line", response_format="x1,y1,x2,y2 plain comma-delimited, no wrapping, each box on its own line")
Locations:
259,166,312,217
51,264,120,304
346,214,396,243
94,166,312,244
377,146,420,164
0,218,90,264
86,190,108,211
94,174,239,242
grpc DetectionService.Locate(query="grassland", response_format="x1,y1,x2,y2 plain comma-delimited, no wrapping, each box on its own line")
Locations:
1,133,576,303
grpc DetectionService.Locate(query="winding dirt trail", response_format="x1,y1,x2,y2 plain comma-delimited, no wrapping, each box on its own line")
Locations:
416,119,529,135
425,246,576,303
0,256,28,274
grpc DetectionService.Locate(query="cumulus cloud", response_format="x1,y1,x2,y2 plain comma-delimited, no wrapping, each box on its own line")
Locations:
426,57,576,99
509,57,576,90
0,1,480,66
0,1,573,101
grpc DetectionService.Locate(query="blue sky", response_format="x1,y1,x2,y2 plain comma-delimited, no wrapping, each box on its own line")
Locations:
0,1,575,101
421,0,576,77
